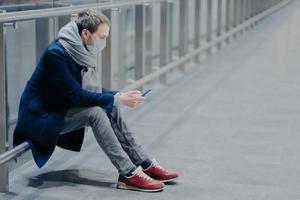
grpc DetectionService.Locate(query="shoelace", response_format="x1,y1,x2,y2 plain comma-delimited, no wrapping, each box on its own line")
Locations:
135,167,153,182
152,159,166,171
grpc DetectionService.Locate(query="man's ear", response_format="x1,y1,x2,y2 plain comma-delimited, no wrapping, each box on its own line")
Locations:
82,29,88,37
81,29,88,48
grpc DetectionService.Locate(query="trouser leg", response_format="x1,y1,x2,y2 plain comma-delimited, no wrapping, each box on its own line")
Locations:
107,106,150,166
60,107,136,176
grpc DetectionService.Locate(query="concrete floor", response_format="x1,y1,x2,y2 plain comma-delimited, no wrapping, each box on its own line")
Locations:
2,1,300,199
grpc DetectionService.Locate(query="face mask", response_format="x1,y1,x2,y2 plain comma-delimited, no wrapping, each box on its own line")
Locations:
84,32,107,55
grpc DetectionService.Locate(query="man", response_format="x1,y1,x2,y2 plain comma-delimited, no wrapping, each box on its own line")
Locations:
13,9,178,192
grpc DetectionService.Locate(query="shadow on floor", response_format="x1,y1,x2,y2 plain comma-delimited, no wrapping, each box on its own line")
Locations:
165,181,178,186
28,169,116,190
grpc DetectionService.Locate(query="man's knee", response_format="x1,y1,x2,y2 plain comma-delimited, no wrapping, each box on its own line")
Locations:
86,106,110,125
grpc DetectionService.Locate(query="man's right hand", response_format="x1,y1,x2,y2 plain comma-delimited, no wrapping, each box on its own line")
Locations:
118,90,145,108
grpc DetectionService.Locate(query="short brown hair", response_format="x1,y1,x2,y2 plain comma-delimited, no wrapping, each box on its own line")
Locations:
75,9,111,35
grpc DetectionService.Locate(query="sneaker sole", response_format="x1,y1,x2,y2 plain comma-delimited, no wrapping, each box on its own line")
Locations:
157,176,178,183
117,182,163,192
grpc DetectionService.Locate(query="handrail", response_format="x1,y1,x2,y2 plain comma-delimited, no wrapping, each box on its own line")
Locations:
0,0,165,23
0,142,30,166
123,0,291,91
0,0,291,168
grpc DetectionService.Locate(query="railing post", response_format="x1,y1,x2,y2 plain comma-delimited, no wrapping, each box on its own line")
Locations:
240,0,244,25
167,2,173,62
102,9,113,88
254,0,259,25
206,0,213,55
259,0,263,14
0,10,8,192
109,8,121,89
135,5,145,87
241,0,248,31
245,0,249,21
143,4,153,76
253,0,256,17
179,0,188,72
244,0,249,21
248,0,254,28
194,0,201,62
251,0,255,18
232,0,239,38
256,0,260,15
216,0,223,49
225,0,232,43
159,1,169,84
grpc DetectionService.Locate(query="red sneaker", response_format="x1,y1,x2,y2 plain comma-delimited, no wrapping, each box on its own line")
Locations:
117,167,164,192
143,159,179,182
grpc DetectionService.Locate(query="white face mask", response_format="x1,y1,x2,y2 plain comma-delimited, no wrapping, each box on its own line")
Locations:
86,37,106,55
83,30,106,55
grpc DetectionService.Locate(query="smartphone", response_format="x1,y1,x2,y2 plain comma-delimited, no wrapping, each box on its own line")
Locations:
141,89,152,97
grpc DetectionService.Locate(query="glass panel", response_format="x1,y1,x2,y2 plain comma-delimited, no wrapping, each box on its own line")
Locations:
200,0,207,43
144,5,152,75
6,20,37,126
5,17,56,170
170,0,180,60
222,0,228,32
145,5,152,27
150,3,160,71
115,7,135,89
212,0,218,38
188,0,195,51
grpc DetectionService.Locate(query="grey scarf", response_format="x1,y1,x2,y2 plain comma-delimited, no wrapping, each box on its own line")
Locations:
58,21,102,93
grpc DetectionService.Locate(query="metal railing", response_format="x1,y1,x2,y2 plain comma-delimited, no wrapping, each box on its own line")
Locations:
0,142,30,167
0,0,165,23
0,0,291,192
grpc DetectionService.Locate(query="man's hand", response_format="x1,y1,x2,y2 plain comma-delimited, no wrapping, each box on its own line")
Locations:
118,90,145,108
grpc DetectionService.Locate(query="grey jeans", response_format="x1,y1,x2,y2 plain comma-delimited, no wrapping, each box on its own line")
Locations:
59,106,150,176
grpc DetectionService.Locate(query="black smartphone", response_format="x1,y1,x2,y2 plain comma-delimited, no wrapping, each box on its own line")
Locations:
141,89,152,97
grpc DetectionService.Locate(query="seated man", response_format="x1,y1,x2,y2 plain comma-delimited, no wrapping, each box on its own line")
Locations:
13,9,178,192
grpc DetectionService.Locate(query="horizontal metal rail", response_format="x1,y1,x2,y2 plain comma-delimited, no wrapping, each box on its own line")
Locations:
0,0,165,23
0,0,290,167
123,0,290,91
0,142,30,166
0,0,74,11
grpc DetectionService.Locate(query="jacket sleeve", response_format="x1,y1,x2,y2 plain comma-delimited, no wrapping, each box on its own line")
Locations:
102,88,118,95
44,47,114,111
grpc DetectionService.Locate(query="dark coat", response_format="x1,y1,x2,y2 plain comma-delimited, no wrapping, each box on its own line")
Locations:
13,39,117,168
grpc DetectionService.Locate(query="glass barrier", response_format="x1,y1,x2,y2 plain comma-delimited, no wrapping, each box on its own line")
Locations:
0,0,118,12
0,0,285,182
5,0,279,135
117,6,136,88
169,0,179,60
4,15,74,170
